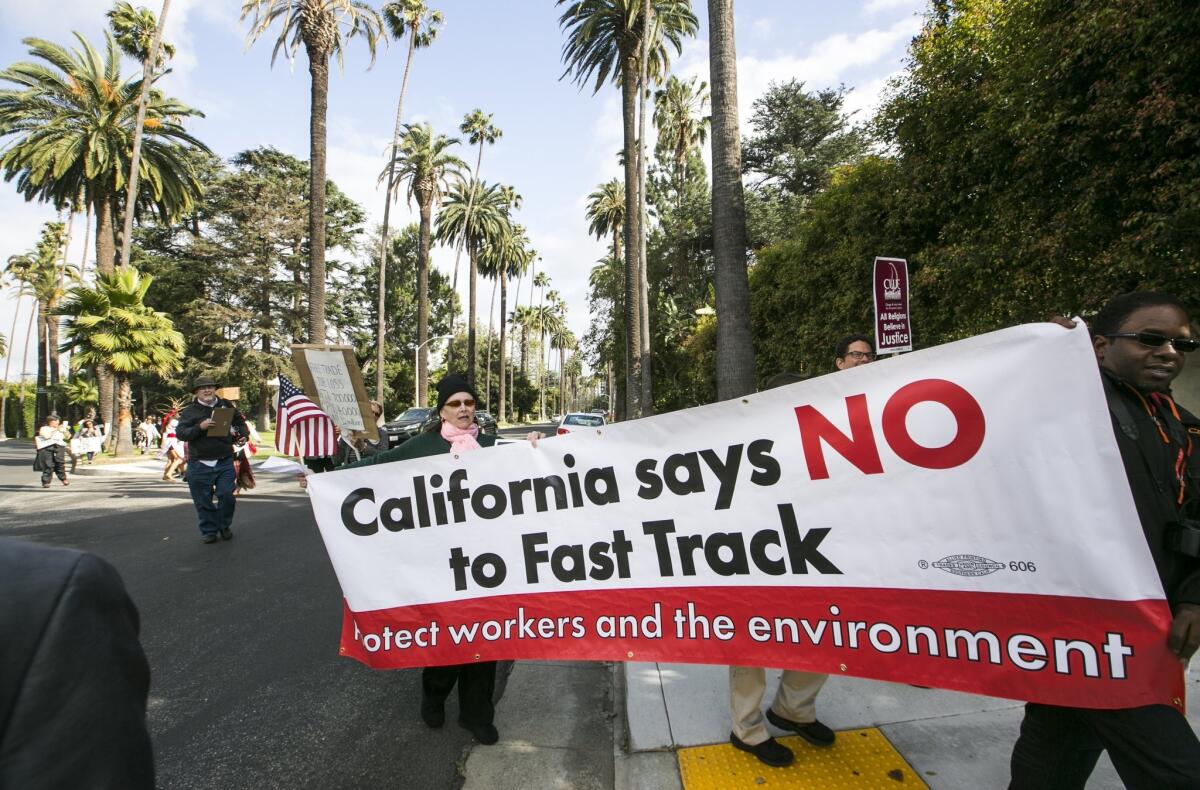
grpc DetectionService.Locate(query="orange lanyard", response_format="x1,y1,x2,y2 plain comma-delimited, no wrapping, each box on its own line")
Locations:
1132,389,1192,506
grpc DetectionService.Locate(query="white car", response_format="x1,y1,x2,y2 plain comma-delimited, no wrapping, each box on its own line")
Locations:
556,412,607,435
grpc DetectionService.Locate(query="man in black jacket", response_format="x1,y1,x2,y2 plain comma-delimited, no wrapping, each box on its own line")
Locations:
0,538,154,788
176,375,248,544
1009,292,1200,789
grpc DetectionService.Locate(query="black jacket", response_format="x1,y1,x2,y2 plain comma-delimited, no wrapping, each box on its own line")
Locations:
176,397,248,460
342,426,496,467
1103,370,1200,606
0,538,154,789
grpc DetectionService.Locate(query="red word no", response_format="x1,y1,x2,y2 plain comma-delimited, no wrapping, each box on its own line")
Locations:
793,379,986,480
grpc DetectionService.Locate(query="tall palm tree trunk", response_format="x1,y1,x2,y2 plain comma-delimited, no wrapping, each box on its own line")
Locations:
485,276,496,410
0,296,22,438
708,0,756,400
376,24,418,402
637,2,653,417
118,0,171,269
448,143,486,370
306,50,331,344
467,247,478,385
416,200,433,405
620,56,643,420
114,374,135,456
93,191,116,432
498,274,507,422
18,305,35,437
35,300,48,426
259,261,273,431
79,203,92,279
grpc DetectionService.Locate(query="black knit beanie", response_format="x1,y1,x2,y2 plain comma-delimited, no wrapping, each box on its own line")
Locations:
435,374,479,412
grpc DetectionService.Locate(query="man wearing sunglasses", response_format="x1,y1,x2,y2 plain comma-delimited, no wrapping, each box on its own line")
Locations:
1009,291,1200,789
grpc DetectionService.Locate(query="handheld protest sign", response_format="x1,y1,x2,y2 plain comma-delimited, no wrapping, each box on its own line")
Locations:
291,344,379,441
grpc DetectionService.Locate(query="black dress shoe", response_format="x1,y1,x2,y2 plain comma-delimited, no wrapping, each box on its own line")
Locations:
766,709,836,747
730,732,793,767
219,527,233,541
458,719,498,745
202,534,218,544
420,697,444,728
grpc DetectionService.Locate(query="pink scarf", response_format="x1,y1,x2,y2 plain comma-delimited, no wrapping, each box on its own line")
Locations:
441,420,481,453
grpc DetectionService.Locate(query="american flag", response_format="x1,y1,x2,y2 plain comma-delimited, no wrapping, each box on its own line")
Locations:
276,376,336,457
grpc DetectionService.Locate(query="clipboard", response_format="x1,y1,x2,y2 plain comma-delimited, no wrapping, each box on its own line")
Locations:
206,407,235,437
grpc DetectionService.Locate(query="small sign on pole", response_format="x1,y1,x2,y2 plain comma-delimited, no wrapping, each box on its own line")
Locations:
873,257,913,353
291,344,379,441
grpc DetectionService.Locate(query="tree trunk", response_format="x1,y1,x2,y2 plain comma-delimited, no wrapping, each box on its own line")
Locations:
306,50,331,343
376,25,419,402
466,246,478,386
621,55,643,419
119,0,171,269
708,0,756,400
417,199,432,406
18,305,35,438
498,274,507,422
0,294,20,438
637,1,654,417
35,299,48,426
93,190,116,430
260,264,272,431
114,374,135,456
79,203,92,279
484,276,496,410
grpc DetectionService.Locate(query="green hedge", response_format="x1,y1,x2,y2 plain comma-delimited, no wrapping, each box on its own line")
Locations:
1,383,36,438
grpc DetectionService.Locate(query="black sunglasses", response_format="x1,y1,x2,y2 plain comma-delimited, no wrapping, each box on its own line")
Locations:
1103,332,1199,353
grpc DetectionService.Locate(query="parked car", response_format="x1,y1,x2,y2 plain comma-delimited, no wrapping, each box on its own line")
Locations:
418,409,498,437
475,410,498,436
383,407,435,445
556,412,607,436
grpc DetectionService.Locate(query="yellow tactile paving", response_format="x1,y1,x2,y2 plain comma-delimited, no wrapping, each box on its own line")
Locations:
678,727,929,789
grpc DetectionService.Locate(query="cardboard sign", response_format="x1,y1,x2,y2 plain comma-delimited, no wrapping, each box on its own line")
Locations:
206,407,235,437
305,323,1181,712
874,256,913,353
291,345,378,441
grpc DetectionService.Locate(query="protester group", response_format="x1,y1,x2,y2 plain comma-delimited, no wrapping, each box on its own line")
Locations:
4,289,1198,789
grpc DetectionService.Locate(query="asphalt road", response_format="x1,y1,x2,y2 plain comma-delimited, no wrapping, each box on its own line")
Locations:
0,428,552,790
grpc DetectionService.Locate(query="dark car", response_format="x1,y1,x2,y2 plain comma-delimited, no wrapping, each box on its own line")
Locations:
420,409,498,437
475,410,498,436
383,407,435,445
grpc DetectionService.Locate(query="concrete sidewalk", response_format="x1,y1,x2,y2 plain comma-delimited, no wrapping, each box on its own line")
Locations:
617,662,1200,789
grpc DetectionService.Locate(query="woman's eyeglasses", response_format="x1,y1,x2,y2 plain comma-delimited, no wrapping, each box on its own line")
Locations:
445,399,476,408
1103,332,1199,353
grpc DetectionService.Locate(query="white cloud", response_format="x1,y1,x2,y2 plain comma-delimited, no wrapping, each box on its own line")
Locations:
864,0,924,14
751,17,775,39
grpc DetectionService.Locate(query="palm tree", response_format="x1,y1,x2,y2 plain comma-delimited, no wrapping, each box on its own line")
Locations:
0,32,205,430
242,0,384,344
375,0,442,401
654,74,709,206
550,325,576,415
708,0,755,399
1,263,27,439
385,122,465,402
0,32,207,276
447,109,503,357
435,178,507,386
6,222,77,425
533,300,565,420
586,179,625,276
58,266,185,456
558,0,697,418
108,0,175,270
479,225,531,422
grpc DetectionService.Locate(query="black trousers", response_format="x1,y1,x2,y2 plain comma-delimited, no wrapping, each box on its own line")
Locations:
422,662,497,725
38,447,67,485
1009,702,1200,790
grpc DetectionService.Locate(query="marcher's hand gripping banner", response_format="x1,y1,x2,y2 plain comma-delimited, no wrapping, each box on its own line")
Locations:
306,324,1184,710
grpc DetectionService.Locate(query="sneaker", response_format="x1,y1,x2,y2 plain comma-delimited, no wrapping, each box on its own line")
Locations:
766,709,836,747
458,719,499,745
730,732,794,767
219,527,233,541
202,534,218,544
420,697,444,729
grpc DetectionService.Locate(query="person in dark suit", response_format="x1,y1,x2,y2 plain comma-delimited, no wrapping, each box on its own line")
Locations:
0,538,154,789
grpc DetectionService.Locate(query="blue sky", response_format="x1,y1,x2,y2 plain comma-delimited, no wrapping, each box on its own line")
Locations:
0,0,927,380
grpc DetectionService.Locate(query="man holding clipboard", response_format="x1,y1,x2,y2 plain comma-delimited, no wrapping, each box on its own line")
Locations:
175,375,249,544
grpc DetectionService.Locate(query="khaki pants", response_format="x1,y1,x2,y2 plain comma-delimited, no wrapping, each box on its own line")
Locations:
729,666,828,745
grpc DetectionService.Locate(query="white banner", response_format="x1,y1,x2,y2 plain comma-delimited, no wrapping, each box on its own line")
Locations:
306,323,1182,710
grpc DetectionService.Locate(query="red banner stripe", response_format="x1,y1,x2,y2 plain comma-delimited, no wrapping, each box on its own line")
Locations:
338,586,1183,711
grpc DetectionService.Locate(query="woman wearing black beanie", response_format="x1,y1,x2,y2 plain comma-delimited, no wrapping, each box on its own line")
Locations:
339,373,542,745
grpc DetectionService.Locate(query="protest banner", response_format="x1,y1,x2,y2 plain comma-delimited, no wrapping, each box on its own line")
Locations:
292,344,378,441
305,323,1183,711
874,256,913,353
